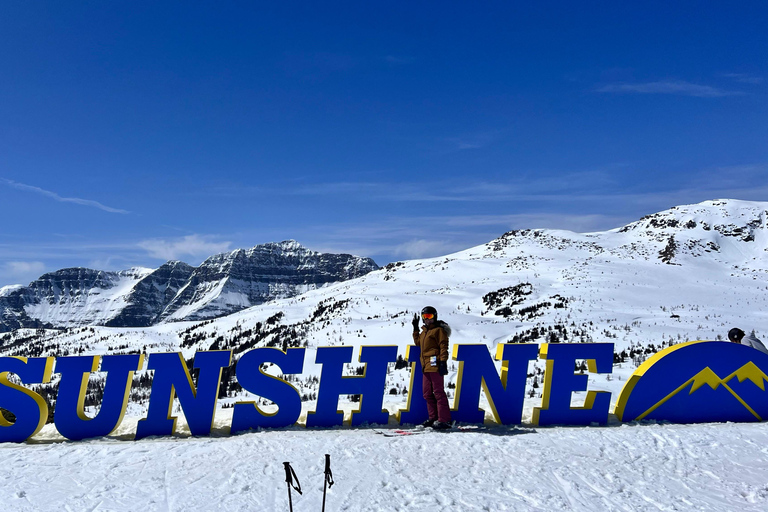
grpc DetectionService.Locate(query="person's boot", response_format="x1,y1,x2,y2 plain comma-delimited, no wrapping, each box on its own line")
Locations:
421,418,436,428
433,421,452,430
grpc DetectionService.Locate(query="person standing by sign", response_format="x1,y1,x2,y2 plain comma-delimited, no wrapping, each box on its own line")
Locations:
728,328,768,355
412,306,452,429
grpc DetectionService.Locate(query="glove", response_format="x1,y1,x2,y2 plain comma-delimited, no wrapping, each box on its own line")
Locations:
438,360,448,376
412,313,420,332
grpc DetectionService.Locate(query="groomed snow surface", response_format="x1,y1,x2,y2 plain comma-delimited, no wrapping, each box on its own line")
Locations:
3,419,768,511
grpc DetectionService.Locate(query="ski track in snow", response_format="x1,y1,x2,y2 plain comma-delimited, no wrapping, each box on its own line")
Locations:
2,422,768,511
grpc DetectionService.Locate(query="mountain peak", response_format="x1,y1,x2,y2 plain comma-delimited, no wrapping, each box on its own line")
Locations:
0,285,23,297
689,367,724,393
730,361,768,391
248,239,310,255
274,239,302,249
618,199,768,236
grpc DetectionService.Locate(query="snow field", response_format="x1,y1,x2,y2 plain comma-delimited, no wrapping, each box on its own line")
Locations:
3,420,768,511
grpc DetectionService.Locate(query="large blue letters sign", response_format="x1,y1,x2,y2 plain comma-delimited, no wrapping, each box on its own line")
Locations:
532,343,613,426
5,338,768,443
136,351,232,439
55,354,144,441
396,345,428,425
616,340,768,423
452,343,538,424
0,357,54,443
306,345,398,427
231,347,305,432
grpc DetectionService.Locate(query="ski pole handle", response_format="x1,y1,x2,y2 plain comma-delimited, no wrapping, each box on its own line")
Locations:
322,454,334,512
283,462,291,484
283,462,302,494
324,454,334,487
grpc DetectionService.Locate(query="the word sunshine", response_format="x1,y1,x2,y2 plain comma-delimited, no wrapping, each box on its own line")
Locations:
0,343,616,442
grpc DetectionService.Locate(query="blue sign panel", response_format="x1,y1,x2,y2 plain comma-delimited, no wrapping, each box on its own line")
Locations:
616,341,768,423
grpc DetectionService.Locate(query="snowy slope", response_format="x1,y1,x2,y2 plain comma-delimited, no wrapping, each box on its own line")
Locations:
3,199,768,419
4,417,768,511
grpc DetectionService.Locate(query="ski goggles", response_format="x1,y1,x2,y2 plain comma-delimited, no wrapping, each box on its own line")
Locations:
421,313,435,320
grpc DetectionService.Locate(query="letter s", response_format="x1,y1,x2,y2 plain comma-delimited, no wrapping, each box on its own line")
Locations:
0,357,54,443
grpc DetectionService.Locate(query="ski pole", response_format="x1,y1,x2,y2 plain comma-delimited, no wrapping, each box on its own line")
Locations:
322,453,335,512
283,461,302,512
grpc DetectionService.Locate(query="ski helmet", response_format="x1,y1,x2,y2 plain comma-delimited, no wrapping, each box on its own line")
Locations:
421,306,438,321
728,328,745,342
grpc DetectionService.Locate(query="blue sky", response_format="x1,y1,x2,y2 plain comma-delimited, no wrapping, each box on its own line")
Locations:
1,2,767,287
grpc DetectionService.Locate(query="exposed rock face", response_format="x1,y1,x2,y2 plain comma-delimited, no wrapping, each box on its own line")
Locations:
0,287,48,332
0,241,379,332
105,261,196,327
158,241,380,322
5,267,153,330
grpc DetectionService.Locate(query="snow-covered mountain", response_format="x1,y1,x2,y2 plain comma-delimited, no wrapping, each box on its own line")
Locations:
0,241,379,332
3,199,768,415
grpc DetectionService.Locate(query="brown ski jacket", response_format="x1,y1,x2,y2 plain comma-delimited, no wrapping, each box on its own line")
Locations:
412,321,450,372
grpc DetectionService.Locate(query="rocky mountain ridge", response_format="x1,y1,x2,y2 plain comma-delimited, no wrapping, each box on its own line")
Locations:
0,241,378,332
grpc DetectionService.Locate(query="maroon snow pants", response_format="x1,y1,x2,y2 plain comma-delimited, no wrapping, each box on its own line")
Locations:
422,371,451,423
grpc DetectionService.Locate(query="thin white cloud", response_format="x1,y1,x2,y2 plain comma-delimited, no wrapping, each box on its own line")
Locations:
435,213,625,233
597,80,741,98
292,182,383,195
723,73,764,85
276,162,768,208
2,261,46,277
391,239,462,259
1,179,130,214
285,173,613,203
0,261,46,287
297,210,633,263
190,164,768,218
88,256,140,271
138,235,232,261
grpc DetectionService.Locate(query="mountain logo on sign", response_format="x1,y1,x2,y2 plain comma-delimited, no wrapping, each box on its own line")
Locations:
615,341,768,423
634,363,768,422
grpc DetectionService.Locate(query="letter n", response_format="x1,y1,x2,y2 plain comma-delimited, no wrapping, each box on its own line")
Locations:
453,343,538,425
136,351,231,439
54,354,143,441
